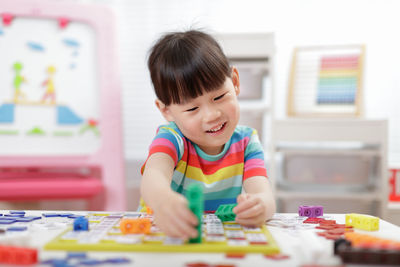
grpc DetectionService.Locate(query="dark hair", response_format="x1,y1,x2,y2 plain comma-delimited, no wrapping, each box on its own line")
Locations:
148,30,231,105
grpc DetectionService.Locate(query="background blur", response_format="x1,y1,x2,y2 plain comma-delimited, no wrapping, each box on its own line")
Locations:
1,0,400,225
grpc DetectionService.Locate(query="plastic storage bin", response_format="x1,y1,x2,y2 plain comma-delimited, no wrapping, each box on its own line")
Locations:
277,154,379,192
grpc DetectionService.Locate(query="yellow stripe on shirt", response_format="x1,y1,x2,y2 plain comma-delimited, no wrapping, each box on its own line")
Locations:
176,162,244,184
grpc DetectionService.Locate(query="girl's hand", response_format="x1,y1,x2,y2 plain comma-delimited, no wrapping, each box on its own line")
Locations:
152,191,199,240
233,193,268,227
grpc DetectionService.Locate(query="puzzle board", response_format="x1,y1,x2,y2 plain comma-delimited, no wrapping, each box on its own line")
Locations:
44,213,280,254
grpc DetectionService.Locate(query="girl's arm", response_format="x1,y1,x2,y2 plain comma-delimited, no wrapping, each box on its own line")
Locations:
140,152,198,239
233,176,276,226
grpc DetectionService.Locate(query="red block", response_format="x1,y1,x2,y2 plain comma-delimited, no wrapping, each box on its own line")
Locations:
0,245,37,265
303,218,324,224
389,169,400,201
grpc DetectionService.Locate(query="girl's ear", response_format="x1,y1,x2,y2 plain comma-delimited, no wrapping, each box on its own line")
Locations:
155,99,174,122
231,66,240,95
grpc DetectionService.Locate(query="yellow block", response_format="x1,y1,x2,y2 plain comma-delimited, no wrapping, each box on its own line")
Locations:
345,213,379,231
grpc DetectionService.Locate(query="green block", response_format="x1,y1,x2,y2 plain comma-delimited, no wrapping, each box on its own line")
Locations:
215,204,237,222
186,184,204,243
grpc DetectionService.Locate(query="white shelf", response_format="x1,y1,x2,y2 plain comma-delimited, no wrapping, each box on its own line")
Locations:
216,32,274,157
239,100,270,113
276,189,382,201
214,33,275,59
388,202,400,210
271,118,388,218
275,148,381,156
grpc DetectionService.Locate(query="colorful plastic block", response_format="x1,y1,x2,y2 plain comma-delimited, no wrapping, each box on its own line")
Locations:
42,213,60,217
0,245,37,265
345,213,379,231
10,211,26,215
120,218,151,234
104,257,131,264
0,218,16,224
15,216,41,222
186,184,204,243
335,234,400,265
298,205,323,217
215,204,237,222
73,217,89,231
389,169,400,201
7,226,27,231
66,252,87,259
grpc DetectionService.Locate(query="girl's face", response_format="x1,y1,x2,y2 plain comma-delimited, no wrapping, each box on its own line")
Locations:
157,68,241,155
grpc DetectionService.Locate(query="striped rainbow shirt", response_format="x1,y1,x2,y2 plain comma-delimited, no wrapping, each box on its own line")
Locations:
141,122,267,212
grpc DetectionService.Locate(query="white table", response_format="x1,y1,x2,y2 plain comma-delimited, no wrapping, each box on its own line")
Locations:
1,211,399,267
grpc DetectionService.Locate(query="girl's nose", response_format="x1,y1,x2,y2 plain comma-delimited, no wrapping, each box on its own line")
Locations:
203,106,221,122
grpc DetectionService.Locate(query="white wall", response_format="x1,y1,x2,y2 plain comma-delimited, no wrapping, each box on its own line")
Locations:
107,0,400,167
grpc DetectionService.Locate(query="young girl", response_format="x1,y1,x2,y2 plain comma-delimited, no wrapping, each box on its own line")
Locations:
140,30,276,240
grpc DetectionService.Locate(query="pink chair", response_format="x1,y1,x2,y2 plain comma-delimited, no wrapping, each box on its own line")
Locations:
0,1,126,211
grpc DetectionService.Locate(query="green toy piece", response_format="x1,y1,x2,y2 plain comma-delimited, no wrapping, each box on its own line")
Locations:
186,184,204,243
215,204,237,222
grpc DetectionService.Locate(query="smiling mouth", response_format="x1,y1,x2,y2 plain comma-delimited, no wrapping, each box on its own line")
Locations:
206,122,226,133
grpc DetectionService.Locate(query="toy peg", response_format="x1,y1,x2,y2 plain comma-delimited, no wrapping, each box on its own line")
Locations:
120,218,151,234
146,207,153,215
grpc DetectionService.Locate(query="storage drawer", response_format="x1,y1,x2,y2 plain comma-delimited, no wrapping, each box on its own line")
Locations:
277,154,379,192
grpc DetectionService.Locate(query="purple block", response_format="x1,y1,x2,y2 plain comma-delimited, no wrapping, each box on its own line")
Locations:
299,205,312,217
299,205,324,218
313,206,324,217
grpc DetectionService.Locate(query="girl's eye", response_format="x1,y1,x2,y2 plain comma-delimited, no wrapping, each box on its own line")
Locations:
185,107,198,112
214,93,226,101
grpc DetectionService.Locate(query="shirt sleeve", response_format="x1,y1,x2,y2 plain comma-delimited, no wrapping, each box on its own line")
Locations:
243,129,268,181
140,125,184,174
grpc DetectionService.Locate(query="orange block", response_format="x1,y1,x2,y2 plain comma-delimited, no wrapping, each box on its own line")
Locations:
120,218,151,234
146,207,154,215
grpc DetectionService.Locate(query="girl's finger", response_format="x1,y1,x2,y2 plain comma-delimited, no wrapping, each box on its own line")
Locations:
236,203,263,219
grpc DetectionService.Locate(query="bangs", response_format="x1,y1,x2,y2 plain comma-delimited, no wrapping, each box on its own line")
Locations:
148,31,231,105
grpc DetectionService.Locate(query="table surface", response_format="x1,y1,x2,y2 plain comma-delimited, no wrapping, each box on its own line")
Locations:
1,211,400,267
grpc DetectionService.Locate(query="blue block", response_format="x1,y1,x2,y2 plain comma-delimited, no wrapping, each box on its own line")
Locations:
40,258,66,265
0,219,16,224
7,226,28,231
4,214,24,217
43,213,61,217
73,217,89,231
44,259,74,267
15,216,42,222
10,211,26,215
104,257,131,264
68,214,85,219
67,252,87,259
78,258,103,265
59,213,74,217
